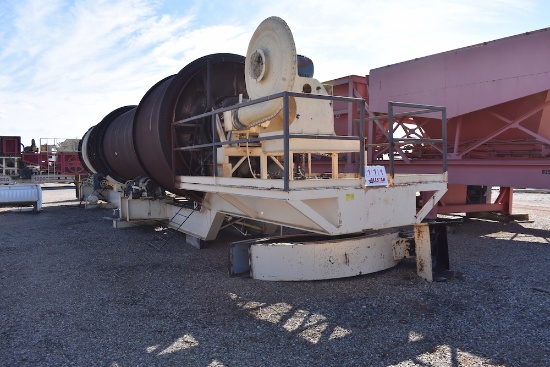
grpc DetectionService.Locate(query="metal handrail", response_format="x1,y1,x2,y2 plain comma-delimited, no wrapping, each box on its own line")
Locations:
171,91,365,191
387,102,447,177
171,92,447,191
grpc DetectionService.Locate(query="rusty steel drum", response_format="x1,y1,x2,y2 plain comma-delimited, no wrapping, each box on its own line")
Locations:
81,53,246,198
80,105,140,183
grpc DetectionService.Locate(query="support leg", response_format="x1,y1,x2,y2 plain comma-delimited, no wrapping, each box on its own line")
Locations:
495,187,513,215
331,153,338,179
414,223,432,282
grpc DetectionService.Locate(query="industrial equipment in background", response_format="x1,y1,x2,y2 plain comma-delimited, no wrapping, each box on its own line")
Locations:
80,17,449,282
0,136,87,211
1,137,86,183
327,28,550,218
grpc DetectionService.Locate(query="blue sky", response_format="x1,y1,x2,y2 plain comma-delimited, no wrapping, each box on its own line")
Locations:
0,0,548,145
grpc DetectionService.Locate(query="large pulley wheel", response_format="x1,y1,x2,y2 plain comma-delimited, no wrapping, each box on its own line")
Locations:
245,16,297,99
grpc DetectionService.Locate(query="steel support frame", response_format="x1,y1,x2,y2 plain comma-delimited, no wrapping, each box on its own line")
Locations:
1,156,20,175
386,101,447,178
112,172,448,283
116,175,447,281
368,96,550,162
436,186,513,215
453,97,550,159
331,78,549,196
170,173,447,240
164,87,449,280
173,91,365,193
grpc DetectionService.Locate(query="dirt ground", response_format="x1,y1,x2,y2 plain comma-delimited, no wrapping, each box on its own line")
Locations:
1,186,549,366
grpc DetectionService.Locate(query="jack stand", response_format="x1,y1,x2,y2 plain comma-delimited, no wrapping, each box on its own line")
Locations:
414,223,433,281
414,222,454,282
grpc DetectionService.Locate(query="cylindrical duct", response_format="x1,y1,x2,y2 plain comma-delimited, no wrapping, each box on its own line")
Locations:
80,105,140,182
133,54,247,196
132,75,175,191
102,107,145,181
81,53,246,198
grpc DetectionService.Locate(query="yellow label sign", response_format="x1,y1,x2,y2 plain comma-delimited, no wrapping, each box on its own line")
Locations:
346,193,354,201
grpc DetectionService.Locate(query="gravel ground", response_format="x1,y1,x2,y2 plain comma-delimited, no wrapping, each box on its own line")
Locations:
1,186,549,366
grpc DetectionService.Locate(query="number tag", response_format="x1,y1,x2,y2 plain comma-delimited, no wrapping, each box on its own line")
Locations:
365,165,388,187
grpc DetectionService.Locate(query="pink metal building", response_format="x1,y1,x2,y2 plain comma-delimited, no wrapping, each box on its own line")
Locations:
329,28,550,214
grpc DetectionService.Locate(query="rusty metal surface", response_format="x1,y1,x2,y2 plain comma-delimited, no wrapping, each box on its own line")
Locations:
413,223,432,281
392,237,416,260
82,54,246,196
133,54,246,196
169,54,247,177
133,76,174,191
80,106,136,181
102,107,145,181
